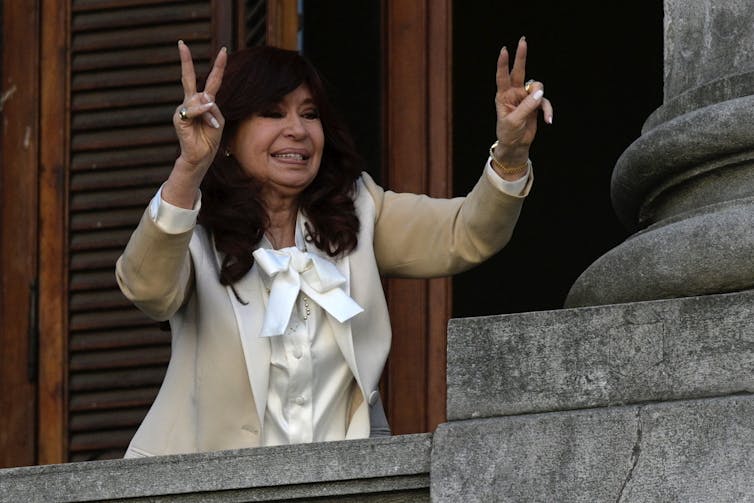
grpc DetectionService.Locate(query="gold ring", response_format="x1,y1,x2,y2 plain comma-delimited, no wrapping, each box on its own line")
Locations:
524,79,535,93
179,107,190,121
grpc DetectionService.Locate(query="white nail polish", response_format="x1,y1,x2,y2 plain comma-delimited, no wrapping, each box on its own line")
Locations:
211,117,220,129
532,89,544,100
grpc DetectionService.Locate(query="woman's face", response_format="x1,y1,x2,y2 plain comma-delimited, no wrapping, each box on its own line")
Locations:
231,84,324,199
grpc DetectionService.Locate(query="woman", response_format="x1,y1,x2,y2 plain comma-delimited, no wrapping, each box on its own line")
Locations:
116,39,552,458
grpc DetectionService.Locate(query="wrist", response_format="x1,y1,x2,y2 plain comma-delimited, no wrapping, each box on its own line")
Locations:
163,159,204,209
489,141,530,180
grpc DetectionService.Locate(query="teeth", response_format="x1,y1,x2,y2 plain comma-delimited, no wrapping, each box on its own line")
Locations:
273,153,305,160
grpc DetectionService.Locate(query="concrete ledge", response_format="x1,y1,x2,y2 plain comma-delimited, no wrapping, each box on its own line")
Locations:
447,291,754,421
0,434,431,502
432,395,754,502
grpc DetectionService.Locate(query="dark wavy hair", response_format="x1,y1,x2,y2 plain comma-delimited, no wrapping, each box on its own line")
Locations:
197,46,363,286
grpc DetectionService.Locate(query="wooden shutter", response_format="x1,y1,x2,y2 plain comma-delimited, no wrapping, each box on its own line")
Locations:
243,0,267,47
67,0,219,462
0,0,41,469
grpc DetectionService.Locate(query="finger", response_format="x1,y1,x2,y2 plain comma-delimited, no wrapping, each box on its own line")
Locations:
203,47,228,98
495,46,511,92
201,103,224,130
506,88,545,124
522,81,554,124
510,36,527,87
179,40,197,99
541,97,554,124
174,101,215,123
525,81,544,96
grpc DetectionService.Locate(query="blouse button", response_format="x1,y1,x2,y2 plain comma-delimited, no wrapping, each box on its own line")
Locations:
294,396,306,406
292,347,303,359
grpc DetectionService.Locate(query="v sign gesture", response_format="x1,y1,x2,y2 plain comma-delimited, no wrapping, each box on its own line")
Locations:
491,36,554,181
163,41,228,209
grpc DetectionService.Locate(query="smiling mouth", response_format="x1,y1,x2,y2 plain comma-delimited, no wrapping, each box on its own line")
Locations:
272,153,309,161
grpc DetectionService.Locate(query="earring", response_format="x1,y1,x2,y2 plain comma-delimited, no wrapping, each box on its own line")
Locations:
224,148,231,158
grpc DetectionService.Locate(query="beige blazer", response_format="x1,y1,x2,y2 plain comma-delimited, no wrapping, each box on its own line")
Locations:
115,170,529,458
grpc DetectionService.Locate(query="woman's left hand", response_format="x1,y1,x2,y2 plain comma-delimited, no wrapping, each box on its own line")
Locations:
491,36,553,178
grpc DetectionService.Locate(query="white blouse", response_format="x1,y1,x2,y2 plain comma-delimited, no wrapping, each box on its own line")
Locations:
146,159,528,445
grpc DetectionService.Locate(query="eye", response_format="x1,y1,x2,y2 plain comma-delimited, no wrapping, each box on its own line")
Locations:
259,109,284,119
302,108,320,120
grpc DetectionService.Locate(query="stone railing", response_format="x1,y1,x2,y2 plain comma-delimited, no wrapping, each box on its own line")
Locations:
439,289,754,501
3,290,754,501
0,433,431,502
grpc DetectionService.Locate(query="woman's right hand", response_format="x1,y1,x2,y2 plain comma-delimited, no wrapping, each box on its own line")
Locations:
163,41,227,208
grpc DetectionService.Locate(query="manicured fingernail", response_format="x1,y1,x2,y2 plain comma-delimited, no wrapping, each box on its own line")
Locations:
532,89,544,100
204,101,215,107
520,35,526,42
178,40,184,46
547,115,553,124
211,117,220,129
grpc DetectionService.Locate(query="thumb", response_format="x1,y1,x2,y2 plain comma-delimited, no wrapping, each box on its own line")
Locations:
506,88,544,124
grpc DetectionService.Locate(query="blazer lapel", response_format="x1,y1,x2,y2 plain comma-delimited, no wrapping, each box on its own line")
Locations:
302,215,365,397
213,246,271,428
320,252,365,397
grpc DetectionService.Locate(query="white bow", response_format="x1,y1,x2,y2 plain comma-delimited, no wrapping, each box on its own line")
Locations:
252,247,364,337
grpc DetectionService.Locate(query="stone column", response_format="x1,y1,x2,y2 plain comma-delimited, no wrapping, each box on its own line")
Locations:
566,0,754,307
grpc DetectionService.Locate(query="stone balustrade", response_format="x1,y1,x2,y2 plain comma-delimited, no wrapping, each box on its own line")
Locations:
3,290,754,501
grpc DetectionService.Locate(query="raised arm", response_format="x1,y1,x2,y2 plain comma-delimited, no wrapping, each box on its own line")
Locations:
162,41,228,208
116,42,227,320
491,36,553,180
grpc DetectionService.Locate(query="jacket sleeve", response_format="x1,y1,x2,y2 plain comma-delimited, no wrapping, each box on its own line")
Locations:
364,167,529,278
115,209,194,321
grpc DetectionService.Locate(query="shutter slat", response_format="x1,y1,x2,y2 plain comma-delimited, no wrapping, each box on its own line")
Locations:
72,43,210,72
72,125,177,151
69,408,153,431
73,0,174,13
70,166,169,192
70,289,133,312
70,208,148,231
70,327,168,351
69,428,141,452
70,449,126,462
70,249,124,271
71,188,156,211
70,388,160,412
72,65,180,92
72,85,184,113
70,346,171,371
72,22,210,52
69,271,121,292
69,227,135,250
73,2,209,32
69,308,156,331
72,145,176,171
72,105,174,130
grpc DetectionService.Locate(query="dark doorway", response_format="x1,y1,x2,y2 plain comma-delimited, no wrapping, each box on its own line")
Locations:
452,1,663,316
301,1,382,183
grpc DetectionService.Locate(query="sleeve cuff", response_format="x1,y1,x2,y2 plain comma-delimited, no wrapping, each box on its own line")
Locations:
148,184,201,234
485,159,531,196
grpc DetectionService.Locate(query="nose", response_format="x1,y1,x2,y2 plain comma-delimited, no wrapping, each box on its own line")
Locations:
283,114,307,138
